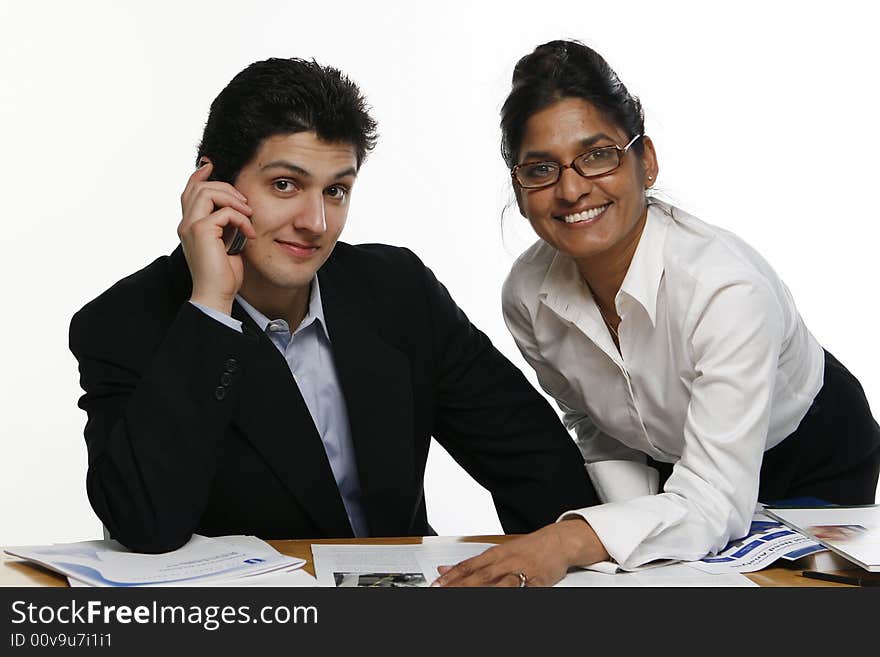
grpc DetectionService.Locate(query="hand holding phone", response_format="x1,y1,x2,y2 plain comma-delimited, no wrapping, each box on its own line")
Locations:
216,165,250,255
178,158,256,315
224,227,247,255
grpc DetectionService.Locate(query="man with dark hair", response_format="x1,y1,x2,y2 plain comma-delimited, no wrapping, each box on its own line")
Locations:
69,57,597,554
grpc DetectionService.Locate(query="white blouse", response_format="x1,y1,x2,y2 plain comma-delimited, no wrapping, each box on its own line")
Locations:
502,201,824,569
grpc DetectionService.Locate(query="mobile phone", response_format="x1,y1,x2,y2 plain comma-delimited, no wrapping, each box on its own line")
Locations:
224,228,247,255
204,163,248,255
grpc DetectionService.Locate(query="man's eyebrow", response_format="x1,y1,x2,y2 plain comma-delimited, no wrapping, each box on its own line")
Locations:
260,161,358,180
520,133,618,161
260,161,312,177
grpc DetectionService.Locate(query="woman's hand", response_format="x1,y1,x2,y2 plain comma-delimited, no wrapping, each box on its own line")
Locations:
432,518,610,587
178,159,256,315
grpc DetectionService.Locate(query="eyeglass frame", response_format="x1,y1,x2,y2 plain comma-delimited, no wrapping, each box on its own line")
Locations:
511,134,644,190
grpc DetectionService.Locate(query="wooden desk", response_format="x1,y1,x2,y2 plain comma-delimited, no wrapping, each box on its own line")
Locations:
0,535,853,587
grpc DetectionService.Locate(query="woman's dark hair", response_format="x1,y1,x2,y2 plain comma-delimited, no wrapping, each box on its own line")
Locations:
197,57,378,184
500,40,644,169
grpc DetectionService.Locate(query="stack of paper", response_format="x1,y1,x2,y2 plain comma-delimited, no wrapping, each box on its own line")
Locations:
4,534,315,587
309,542,759,587
765,505,880,572
311,542,496,587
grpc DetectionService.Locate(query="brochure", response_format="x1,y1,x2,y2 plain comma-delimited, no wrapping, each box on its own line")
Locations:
4,534,306,586
688,510,827,574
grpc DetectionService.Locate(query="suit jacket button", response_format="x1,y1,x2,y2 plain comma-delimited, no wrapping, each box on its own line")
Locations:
220,372,233,386
224,358,238,373
214,386,227,400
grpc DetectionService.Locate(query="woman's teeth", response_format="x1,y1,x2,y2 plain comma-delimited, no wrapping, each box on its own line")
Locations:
561,204,609,224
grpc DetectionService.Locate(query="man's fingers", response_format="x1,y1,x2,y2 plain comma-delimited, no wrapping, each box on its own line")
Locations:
180,160,250,218
195,180,248,203
195,158,212,176
190,186,251,214
180,188,252,231
205,207,253,235
181,159,214,200
180,207,254,242
211,206,257,239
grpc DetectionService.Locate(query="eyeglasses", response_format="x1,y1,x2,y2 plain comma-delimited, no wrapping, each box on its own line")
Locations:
512,134,643,189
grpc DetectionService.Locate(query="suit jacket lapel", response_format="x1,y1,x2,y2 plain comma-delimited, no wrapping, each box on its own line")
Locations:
319,266,416,537
228,299,355,538
167,244,415,538
166,245,353,537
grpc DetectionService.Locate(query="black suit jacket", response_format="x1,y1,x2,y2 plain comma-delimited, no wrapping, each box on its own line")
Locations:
70,243,597,552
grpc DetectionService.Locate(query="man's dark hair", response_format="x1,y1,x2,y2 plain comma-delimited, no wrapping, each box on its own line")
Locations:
197,57,378,183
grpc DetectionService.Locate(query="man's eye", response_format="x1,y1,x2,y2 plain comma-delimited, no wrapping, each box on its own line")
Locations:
326,185,348,200
273,179,297,192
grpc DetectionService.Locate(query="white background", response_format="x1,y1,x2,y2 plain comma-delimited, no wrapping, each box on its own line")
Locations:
1,0,878,545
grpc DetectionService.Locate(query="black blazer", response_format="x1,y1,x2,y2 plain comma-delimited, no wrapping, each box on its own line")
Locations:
70,243,597,552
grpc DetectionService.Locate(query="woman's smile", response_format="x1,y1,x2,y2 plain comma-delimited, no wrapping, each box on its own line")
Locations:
515,98,656,266
555,203,611,225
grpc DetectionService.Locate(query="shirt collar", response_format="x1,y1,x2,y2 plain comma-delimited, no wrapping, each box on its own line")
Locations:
235,277,330,340
538,249,618,361
537,201,669,329
617,201,668,326
538,249,593,327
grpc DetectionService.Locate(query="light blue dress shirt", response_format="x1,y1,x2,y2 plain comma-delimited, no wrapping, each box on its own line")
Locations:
190,279,369,537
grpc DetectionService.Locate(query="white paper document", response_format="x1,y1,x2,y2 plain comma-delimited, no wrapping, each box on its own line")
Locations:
311,542,758,587
311,543,495,587
5,535,306,587
67,566,317,587
764,505,880,571
557,563,757,587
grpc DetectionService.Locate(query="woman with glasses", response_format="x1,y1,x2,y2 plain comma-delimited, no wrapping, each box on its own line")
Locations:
433,40,880,587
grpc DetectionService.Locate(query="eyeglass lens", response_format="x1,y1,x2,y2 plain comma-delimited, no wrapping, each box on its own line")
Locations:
516,146,622,187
